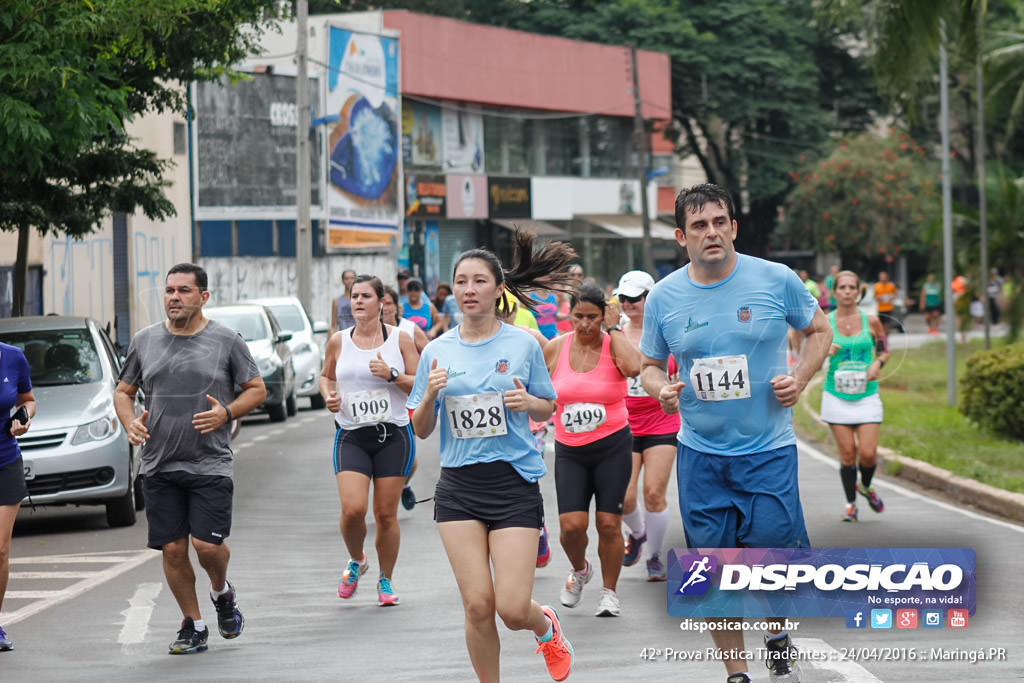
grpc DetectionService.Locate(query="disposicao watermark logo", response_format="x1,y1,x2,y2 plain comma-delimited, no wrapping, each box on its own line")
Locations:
666,548,975,621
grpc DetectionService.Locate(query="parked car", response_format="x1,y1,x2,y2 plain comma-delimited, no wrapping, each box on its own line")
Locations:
0,316,143,527
249,296,329,410
204,304,296,422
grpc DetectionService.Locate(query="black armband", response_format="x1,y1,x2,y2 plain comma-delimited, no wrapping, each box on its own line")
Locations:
874,336,887,354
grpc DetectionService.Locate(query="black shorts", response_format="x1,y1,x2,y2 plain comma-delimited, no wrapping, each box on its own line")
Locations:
144,470,233,550
555,425,632,515
0,457,28,506
332,423,414,478
434,460,544,531
632,432,678,453
925,305,942,314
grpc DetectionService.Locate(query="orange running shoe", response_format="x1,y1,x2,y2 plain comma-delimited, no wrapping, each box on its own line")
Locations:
536,605,574,681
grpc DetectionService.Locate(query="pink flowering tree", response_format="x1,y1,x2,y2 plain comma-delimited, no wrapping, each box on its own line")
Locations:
781,131,941,261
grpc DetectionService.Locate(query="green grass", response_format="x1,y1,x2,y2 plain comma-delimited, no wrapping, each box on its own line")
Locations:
795,338,1024,495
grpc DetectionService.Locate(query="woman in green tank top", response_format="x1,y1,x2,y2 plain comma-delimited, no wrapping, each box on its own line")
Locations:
820,271,889,522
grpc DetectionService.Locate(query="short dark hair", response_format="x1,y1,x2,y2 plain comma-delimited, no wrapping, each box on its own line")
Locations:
570,282,606,312
352,274,384,300
674,183,737,232
166,263,207,290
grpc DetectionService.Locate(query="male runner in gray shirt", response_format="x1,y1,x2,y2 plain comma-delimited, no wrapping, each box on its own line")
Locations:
115,263,266,655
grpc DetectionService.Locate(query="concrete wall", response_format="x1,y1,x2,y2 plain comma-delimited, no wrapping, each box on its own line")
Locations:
199,254,396,325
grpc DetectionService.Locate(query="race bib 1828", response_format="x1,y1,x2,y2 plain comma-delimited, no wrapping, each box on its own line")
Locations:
445,393,508,439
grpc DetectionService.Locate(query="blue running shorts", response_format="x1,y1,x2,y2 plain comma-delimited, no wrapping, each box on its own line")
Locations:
677,443,810,549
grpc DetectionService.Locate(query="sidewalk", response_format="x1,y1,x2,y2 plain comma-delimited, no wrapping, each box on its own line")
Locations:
799,314,1024,524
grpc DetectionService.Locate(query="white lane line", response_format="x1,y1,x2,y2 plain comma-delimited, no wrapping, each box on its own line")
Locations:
12,555,138,564
300,416,318,423
795,637,884,682
268,429,284,436
5,590,66,599
251,435,269,442
798,438,1024,535
0,549,159,626
118,582,163,650
10,571,95,579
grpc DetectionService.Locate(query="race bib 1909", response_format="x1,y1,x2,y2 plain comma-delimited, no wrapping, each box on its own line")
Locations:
689,355,751,402
445,393,508,439
346,389,392,425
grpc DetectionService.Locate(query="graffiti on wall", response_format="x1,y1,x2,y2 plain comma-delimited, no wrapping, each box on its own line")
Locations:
48,234,113,324
199,254,396,325
133,230,178,328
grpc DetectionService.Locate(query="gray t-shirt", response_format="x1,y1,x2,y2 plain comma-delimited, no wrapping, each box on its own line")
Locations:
119,319,259,477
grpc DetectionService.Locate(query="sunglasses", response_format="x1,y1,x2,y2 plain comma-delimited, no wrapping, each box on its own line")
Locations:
619,293,646,304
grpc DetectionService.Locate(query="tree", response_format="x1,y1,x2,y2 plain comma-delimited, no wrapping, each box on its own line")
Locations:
780,131,940,271
0,0,286,316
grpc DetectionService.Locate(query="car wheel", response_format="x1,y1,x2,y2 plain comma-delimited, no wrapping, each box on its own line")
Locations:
309,393,326,410
106,481,138,527
267,400,287,422
286,391,298,417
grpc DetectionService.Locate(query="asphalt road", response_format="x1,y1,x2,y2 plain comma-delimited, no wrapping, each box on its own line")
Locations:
3,400,1022,682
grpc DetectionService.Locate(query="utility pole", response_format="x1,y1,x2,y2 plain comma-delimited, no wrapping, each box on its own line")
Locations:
976,26,990,350
630,43,654,275
940,26,956,406
295,0,313,314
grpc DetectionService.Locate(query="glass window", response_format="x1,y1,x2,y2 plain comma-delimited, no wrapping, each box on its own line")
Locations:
265,304,307,334
5,330,102,386
484,114,530,175
206,309,269,341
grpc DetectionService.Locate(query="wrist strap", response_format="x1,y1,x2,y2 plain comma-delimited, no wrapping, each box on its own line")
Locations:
224,404,233,423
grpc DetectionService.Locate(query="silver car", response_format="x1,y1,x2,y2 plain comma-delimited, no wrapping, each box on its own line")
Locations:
249,296,328,409
204,304,296,422
0,316,142,527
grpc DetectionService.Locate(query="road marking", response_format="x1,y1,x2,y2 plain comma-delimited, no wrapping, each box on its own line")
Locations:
9,571,95,579
796,637,884,682
799,438,1024,535
118,582,163,650
252,435,269,442
0,549,159,626
268,429,284,436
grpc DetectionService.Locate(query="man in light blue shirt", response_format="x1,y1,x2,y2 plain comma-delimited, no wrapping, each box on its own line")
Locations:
639,184,832,683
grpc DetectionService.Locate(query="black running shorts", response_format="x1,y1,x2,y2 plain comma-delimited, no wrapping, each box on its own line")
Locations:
434,460,544,531
144,470,233,549
555,425,632,515
0,457,28,506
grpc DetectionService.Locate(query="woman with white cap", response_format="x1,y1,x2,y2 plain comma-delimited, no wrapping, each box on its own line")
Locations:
614,270,681,581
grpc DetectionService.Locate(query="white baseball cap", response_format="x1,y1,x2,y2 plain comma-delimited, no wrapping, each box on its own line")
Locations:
614,270,655,298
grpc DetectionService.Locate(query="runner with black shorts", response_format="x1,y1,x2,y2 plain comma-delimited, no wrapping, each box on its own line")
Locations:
115,263,267,655
544,282,640,618
320,275,419,606
408,232,578,682
613,270,681,582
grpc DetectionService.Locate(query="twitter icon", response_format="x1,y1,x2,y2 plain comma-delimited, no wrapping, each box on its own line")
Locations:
871,609,892,629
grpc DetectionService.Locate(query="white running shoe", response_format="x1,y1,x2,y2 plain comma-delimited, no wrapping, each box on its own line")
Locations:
559,560,593,608
595,588,621,617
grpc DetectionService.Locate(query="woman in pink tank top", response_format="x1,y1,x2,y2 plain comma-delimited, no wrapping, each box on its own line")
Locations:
543,283,640,617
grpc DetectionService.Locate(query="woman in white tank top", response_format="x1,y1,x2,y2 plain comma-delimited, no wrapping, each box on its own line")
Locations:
319,275,419,606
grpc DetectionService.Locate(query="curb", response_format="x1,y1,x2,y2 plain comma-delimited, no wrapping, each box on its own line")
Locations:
799,379,1024,525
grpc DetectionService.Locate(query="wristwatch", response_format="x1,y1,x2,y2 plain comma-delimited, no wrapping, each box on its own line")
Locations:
388,367,400,383
606,325,622,334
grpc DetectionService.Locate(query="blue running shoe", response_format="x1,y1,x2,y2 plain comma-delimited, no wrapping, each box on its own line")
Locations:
537,525,551,568
169,617,209,654
623,531,646,567
0,625,12,651
401,485,416,510
211,580,244,639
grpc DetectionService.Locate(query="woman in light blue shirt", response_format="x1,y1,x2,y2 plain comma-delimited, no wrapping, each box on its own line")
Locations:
408,231,578,682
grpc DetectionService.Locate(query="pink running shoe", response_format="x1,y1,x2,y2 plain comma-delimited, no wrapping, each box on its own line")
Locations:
338,556,369,599
377,576,400,606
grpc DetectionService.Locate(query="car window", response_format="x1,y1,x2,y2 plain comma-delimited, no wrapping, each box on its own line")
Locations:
2,329,103,386
206,310,269,341
265,304,306,334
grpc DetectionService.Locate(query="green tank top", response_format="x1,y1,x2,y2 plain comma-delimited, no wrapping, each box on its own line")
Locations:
824,310,878,400
923,282,941,307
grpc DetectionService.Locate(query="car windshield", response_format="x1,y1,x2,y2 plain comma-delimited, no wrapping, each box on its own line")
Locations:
207,310,269,341
2,329,102,386
265,304,306,334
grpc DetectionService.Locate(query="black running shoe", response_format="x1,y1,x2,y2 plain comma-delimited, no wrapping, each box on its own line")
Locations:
169,617,209,654
764,633,801,682
726,675,751,683
401,485,416,510
211,581,245,639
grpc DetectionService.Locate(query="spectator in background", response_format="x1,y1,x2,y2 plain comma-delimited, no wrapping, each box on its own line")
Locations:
919,273,942,336
825,264,840,312
403,279,445,339
873,271,897,338
437,282,462,331
397,269,412,303
987,269,1004,325
328,269,357,336
528,287,560,339
433,282,454,332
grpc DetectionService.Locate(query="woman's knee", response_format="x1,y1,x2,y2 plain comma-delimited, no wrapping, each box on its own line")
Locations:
496,597,533,631
462,592,496,625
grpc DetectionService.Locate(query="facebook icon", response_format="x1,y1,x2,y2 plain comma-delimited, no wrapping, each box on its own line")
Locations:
846,610,866,629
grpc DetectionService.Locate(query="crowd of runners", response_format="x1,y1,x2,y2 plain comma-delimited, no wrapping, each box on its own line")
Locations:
0,183,900,683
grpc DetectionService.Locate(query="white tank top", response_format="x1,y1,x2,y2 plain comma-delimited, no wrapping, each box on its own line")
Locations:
398,318,417,338
334,324,409,429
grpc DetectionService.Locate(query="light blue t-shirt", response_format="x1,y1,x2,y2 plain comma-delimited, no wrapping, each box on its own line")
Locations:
640,253,818,456
406,322,556,482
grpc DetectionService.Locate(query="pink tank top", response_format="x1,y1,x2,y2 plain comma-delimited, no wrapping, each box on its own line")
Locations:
551,332,629,446
625,355,681,436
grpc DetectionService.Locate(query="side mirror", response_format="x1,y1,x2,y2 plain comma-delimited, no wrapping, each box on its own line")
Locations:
313,321,329,334
276,332,293,344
